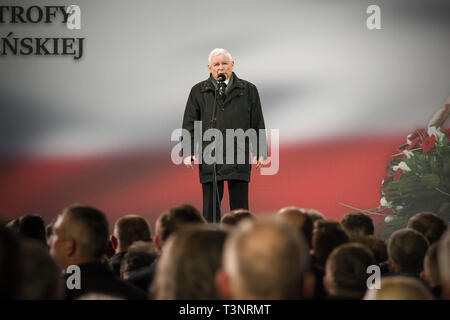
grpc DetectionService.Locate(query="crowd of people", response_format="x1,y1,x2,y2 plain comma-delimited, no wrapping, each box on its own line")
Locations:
1,204,449,300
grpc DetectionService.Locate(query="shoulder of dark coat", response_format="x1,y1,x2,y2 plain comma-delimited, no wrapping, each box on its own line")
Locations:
190,79,212,93
237,78,256,88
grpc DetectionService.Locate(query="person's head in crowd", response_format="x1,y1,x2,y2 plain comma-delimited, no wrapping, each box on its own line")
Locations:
407,211,447,245
120,241,158,280
364,276,434,300
154,204,205,251
105,240,115,259
77,293,124,300
0,225,21,299
312,220,350,268
46,221,54,248
49,205,109,270
324,243,376,299
6,218,20,232
387,228,429,276
421,242,441,291
216,219,313,299
19,239,65,299
276,206,313,248
152,225,227,299
306,209,326,225
348,234,388,264
221,209,255,227
438,229,450,300
111,215,152,254
341,212,374,236
18,214,47,246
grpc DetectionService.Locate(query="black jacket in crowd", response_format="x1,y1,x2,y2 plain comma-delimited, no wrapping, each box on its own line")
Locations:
182,72,267,184
64,262,147,300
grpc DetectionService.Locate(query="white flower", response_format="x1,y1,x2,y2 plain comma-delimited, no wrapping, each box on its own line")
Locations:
393,161,411,172
396,206,404,210
402,149,414,159
380,197,388,207
384,215,394,223
428,126,445,142
406,133,413,145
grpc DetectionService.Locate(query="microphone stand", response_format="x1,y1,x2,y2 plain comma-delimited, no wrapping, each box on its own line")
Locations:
210,77,225,223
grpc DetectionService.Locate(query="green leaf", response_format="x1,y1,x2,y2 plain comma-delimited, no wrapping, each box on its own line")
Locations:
421,174,440,188
443,157,450,175
438,202,450,215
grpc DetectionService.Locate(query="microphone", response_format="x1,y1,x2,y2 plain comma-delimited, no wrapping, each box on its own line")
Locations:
217,73,226,97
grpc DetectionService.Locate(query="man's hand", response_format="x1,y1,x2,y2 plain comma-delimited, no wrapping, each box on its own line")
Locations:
183,155,196,169
253,156,265,170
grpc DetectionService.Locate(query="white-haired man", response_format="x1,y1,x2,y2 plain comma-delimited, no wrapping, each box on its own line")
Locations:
182,48,267,222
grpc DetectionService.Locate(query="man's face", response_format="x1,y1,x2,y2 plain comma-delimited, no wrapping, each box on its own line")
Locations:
49,213,72,269
208,53,234,80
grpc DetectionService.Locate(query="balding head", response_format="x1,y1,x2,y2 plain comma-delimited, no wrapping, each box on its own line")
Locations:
277,206,313,247
218,219,310,299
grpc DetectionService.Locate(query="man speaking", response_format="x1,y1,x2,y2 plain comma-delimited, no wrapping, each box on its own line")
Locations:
182,48,267,223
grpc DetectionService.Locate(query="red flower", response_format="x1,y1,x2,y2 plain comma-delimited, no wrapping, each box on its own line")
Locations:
445,128,450,140
422,135,436,153
409,128,426,140
393,169,403,181
407,137,421,150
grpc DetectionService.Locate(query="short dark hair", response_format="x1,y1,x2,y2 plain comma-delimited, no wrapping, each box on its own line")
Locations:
221,209,255,226
388,228,429,276
156,204,205,243
326,243,377,298
120,241,158,278
114,215,151,250
348,234,388,264
18,214,47,245
341,212,374,236
306,209,326,225
64,205,109,261
424,242,441,288
312,220,350,267
407,211,447,245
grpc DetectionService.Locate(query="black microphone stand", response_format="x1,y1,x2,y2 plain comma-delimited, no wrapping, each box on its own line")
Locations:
210,76,226,223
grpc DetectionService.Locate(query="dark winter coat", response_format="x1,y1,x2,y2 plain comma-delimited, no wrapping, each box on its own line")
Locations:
182,72,267,183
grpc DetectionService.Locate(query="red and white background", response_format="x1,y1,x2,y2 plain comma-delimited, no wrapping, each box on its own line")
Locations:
1,0,449,232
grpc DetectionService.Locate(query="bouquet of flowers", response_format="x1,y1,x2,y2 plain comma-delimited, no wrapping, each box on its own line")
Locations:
379,126,450,237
